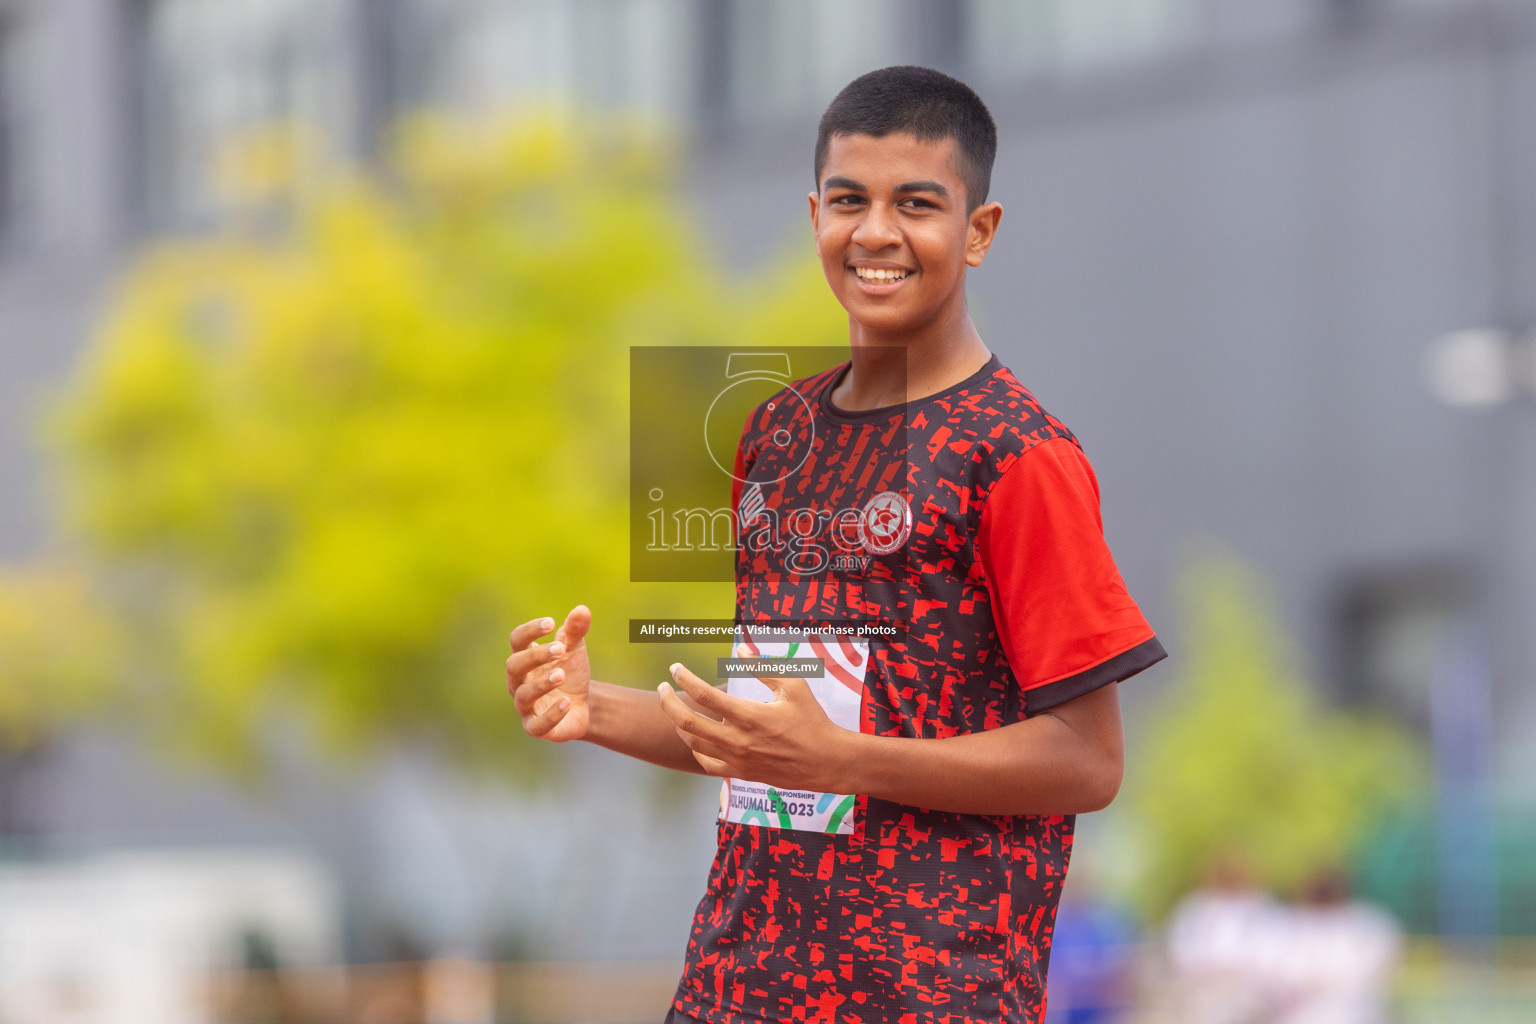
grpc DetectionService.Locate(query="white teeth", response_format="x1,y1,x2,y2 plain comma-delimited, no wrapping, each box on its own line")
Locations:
855,267,907,282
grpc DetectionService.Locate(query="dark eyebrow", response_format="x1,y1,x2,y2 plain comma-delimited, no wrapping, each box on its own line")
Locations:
822,175,865,193
821,175,950,200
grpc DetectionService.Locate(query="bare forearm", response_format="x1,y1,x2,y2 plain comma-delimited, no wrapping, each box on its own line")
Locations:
658,668,1126,814
584,680,709,774
834,704,1123,816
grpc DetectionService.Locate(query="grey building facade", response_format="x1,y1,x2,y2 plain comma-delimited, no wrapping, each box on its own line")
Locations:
0,0,1532,953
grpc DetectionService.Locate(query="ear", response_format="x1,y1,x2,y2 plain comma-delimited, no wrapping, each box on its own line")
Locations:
808,191,821,235
965,201,1004,268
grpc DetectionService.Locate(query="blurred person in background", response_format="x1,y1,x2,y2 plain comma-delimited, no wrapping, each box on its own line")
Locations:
1267,870,1402,1024
1165,853,1286,1024
1044,874,1139,1024
221,927,309,1024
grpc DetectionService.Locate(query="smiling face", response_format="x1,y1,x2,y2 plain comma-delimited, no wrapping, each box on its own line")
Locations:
809,132,1001,344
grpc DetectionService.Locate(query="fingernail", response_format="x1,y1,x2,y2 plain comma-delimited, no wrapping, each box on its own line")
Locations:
542,618,555,630
670,663,683,676
558,698,570,711
658,681,671,694
549,642,564,656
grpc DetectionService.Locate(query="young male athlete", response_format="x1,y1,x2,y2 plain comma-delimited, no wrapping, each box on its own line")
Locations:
506,66,1165,1024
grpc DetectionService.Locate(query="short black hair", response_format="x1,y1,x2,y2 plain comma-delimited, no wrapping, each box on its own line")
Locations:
814,66,998,212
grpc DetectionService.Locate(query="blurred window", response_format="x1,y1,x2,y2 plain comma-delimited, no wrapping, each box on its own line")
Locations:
717,0,904,123
1379,0,1468,9
0,12,35,247
136,0,352,228
1337,567,1466,732
963,0,1203,82
1327,0,1469,21
386,0,694,122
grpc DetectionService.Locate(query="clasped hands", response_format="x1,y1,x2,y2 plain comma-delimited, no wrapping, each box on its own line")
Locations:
507,611,853,792
658,647,853,793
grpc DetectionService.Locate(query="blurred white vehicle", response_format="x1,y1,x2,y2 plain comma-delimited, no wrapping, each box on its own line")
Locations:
0,849,340,1024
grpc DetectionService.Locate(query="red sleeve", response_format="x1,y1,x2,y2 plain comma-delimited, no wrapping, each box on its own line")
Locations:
977,436,1166,714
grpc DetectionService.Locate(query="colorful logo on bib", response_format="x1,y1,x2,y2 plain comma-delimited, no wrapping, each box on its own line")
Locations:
722,627,866,835
859,491,912,555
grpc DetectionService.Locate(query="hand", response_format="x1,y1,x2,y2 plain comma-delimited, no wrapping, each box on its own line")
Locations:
506,605,592,743
656,650,852,792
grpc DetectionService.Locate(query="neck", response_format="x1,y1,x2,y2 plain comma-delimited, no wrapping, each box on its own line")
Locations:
835,298,992,411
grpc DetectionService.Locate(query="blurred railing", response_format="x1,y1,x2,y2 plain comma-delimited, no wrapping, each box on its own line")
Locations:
11,948,1536,1023
1390,939,1536,1024
202,959,683,1024
1128,939,1536,1024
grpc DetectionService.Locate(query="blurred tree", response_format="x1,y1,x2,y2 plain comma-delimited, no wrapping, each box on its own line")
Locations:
0,560,120,750
28,113,842,777
1122,551,1427,920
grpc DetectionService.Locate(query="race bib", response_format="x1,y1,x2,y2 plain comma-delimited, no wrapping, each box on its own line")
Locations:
718,626,867,834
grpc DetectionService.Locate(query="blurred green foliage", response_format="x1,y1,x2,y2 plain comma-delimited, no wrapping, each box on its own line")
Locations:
0,560,121,750
20,114,843,776
1123,551,1428,919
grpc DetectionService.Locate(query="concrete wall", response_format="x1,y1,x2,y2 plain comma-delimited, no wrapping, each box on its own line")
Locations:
2,0,1532,957
686,1,1536,794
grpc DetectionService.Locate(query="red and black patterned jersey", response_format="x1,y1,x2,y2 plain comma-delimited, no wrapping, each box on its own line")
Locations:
671,353,1165,1024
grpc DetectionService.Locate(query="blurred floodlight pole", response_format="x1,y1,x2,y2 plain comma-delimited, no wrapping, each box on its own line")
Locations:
1421,327,1534,948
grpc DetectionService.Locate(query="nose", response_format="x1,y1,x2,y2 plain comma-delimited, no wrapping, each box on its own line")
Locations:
851,199,902,250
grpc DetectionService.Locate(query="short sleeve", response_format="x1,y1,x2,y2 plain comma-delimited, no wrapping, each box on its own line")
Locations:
977,436,1166,714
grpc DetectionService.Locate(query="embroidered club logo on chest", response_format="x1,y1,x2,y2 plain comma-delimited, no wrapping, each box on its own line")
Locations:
858,490,912,555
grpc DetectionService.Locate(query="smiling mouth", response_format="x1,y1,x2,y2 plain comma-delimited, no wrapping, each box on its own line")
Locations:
852,267,910,283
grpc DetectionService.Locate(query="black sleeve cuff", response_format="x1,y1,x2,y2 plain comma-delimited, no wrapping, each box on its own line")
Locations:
1022,635,1168,715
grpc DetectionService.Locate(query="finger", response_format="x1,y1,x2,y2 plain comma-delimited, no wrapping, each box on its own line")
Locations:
513,665,567,715
672,725,733,763
510,616,557,652
523,693,572,738
556,604,593,649
658,681,734,747
755,672,815,703
731,644,797,698
751,669,817,702
690,750,731,776
505,641,566,686
669,720,735,765
735,647,815,701
668,662,744,718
